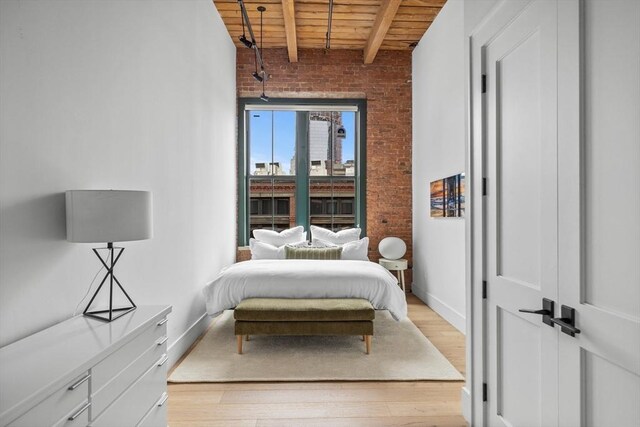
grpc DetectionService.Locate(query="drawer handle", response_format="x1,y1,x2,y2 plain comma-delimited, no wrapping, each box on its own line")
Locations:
157,336,168,346
157,318,168,326
68,374,90,391
157,392,169,407
157,354,168,367
68,402,90,421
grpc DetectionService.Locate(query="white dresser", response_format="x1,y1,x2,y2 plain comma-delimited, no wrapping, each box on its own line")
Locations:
0,306,172,427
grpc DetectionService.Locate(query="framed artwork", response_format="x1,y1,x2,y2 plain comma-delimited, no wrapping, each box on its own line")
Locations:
430,173,465,218
429,179,445,217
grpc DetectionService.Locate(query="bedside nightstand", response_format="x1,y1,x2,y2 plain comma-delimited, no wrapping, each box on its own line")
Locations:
379,258,408,293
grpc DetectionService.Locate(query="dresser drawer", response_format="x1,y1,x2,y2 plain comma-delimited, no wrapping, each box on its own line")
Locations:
8,372,89,427
53,401,91,427
91,336,167,418
379,258,408,270
92,320,166,393
136,393,168,427
90,353,168,427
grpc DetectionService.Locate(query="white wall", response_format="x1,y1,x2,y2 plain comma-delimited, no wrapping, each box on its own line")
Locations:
464,0,501,35
412,0,466,333
0,0,237,363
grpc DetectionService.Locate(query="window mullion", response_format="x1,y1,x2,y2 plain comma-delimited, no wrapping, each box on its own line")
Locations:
295,111,309,238
270,111,275,229
239,109,249,245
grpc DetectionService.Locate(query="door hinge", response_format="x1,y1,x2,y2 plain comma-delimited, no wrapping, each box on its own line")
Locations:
482,280,487,299
483,383,488,402
481,74,487,94
482,178,487,196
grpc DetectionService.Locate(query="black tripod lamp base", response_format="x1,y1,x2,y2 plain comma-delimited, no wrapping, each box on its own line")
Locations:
85,306,136,322
83,244,137,323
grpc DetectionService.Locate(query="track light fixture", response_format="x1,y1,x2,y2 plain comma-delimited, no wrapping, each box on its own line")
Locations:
257,5,268,101
252,43,267,83
253,70,269,83
239,35,253,49
237,1,270,100
237,0,264,67
238,5,254,48
252,46,262,81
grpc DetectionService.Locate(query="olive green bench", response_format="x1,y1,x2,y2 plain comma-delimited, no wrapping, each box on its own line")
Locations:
234,298,375,354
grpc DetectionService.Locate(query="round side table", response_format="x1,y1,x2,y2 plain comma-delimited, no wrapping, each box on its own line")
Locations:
378,258,408,293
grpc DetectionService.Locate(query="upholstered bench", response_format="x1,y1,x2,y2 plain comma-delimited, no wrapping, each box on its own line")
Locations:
234,298,375,354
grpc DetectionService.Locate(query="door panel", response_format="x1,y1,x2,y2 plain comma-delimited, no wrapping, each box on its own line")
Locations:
496,30,542,287
497,309,541,426
557,0,640,425
582,0,640,319
485,1,558,426
583,350,640,427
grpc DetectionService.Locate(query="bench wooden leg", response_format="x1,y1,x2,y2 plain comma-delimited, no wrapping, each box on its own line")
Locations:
365,335,372,354
361,335,365,341
237,335,243,354
246,335,250,341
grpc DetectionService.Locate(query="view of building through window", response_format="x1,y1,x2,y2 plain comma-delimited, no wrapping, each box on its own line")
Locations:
246,109,357,237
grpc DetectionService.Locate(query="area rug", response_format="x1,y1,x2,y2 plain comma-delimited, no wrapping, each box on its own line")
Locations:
168,310,464,382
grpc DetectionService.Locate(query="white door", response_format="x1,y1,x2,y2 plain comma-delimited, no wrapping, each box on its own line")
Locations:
479,0,640,426
483,1,559,425
557,0,640,425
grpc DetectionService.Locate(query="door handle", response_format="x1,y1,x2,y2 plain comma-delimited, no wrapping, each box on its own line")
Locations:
519,308,551,315
550,305,581,337
519,298,555,326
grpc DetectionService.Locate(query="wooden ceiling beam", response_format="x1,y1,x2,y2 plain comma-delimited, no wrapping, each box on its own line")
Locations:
281,0,298,62
363,0,402,64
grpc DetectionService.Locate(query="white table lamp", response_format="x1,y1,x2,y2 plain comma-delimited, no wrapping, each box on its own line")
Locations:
378,237,406,260
66,190,153,322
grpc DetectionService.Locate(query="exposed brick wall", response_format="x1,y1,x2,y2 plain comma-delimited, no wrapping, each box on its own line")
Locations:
236,48,413,287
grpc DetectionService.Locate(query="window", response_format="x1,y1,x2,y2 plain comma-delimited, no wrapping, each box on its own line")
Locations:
250,198,290,216
238,99,366,244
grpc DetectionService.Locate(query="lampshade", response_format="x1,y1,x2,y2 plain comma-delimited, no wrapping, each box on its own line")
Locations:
378,237,406,260
66,190,153,243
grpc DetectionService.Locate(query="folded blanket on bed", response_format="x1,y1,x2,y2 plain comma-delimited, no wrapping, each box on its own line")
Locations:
203,260,408,320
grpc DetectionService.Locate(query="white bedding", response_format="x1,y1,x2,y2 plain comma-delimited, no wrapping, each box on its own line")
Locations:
203,260,408,320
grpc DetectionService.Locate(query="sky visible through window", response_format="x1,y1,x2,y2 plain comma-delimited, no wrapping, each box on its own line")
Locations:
249,110,355,174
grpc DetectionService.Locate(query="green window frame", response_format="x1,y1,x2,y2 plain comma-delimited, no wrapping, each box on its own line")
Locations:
237,98,367,245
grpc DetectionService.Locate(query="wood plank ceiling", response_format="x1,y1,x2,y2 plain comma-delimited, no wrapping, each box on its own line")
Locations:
213,0,447,63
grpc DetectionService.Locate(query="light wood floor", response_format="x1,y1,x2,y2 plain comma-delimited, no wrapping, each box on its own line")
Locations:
167,294,467,427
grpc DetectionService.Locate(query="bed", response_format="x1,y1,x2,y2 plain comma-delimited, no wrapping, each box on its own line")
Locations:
203,259,408,321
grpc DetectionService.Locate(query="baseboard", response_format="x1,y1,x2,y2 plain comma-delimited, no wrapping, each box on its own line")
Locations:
167,312,212,370
461,386,472,423
412,286,466,334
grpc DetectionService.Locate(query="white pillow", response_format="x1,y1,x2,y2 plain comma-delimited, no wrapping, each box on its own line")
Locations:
310,225,361,245
309,238,338,249
286,240,312,248
249,239,287,260
312,237,370,261
253,226,305,247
